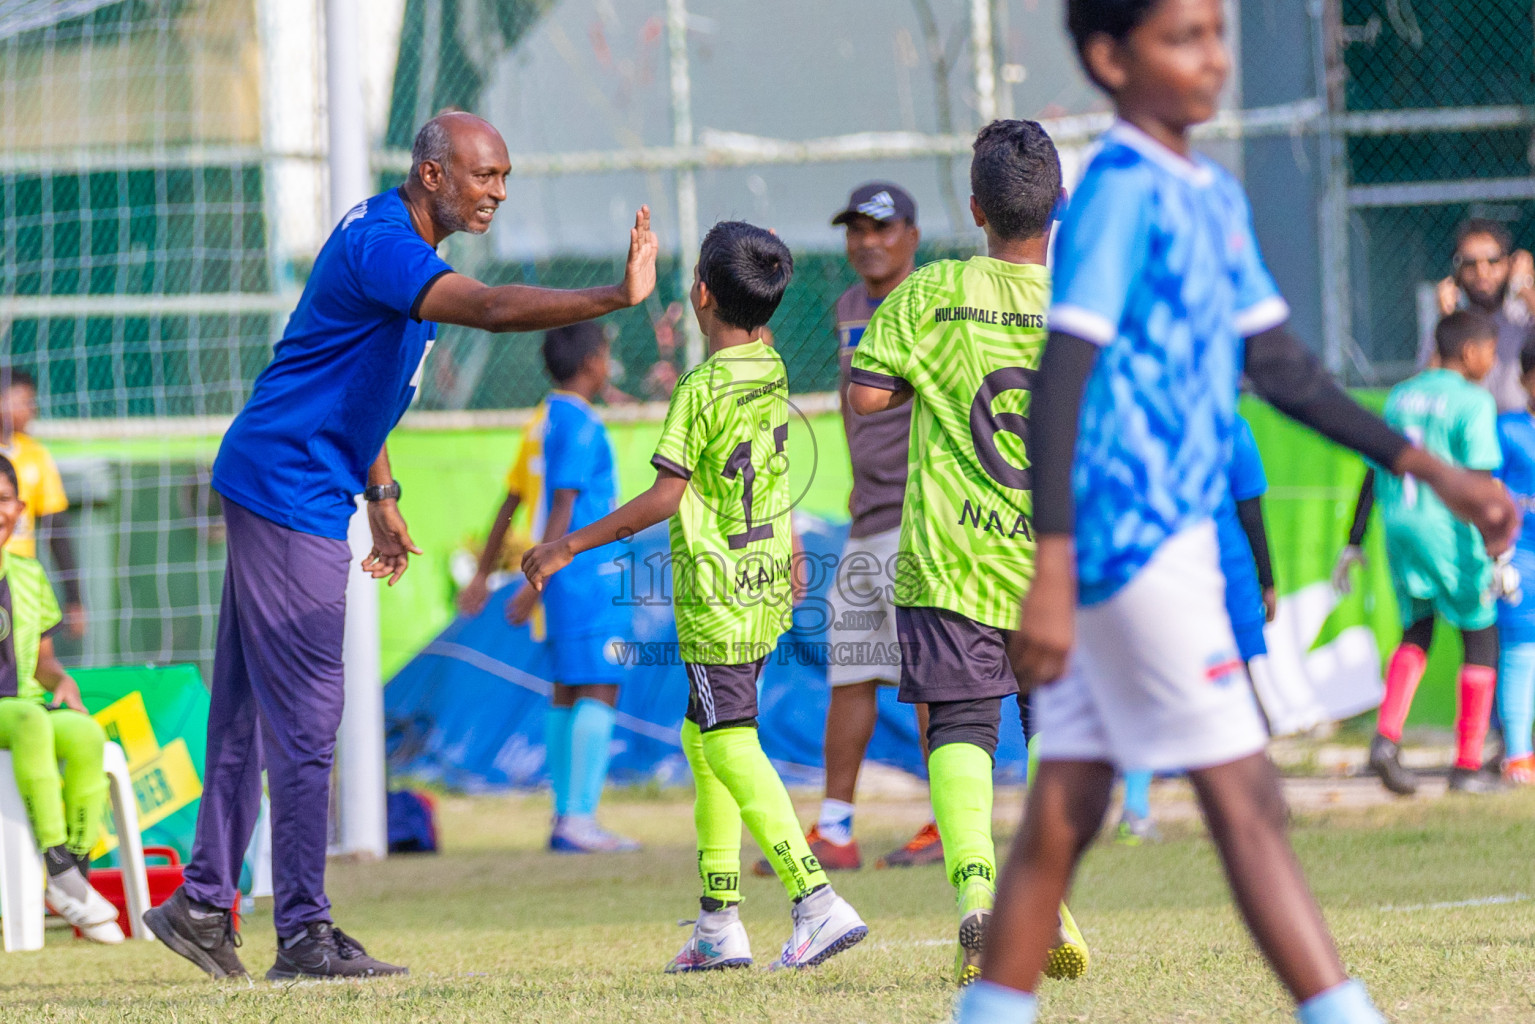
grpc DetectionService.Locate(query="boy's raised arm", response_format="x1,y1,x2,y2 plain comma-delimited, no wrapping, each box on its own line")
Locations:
522,469,689,590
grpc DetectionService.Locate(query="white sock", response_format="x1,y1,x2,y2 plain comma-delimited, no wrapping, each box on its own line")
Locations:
817,799,855,844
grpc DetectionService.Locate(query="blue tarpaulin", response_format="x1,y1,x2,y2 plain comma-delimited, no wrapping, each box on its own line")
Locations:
384,517,1029,791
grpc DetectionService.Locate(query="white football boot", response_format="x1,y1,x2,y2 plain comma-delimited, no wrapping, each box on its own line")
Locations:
46,864,125,944
665,904,753,972
774,886,867,969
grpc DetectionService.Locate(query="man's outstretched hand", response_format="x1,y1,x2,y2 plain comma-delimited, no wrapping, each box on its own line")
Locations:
1008,536,1078,692
619,206,659,308
363,499,423,586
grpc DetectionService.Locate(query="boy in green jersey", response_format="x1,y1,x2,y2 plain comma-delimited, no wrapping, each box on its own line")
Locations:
1335,310,1507,795
524,221,867,971
0,454,122,943
847,119,1085,987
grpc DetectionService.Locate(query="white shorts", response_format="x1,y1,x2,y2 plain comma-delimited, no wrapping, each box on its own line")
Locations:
1034,521,1270,773
825,527,903,687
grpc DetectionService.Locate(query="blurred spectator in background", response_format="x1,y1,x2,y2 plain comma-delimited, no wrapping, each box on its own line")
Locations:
642,301,686,401
1429,219,1535,412
0,369,85,638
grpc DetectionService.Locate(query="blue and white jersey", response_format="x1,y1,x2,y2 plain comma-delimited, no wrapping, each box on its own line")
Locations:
527,392,625,641
1050,122,1289,605
1496,409,1535,642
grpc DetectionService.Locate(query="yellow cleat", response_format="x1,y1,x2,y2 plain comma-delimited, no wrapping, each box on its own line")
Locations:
1044,902,1089,980
955,877,993,988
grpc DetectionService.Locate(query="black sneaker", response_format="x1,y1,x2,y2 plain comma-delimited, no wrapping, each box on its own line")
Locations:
1448,766,1508,794
143,886,247,979
267,921,409,980
1368,734,1419,796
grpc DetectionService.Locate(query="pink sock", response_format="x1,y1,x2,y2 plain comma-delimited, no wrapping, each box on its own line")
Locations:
1454,665,1497,770
1377,644,1428,743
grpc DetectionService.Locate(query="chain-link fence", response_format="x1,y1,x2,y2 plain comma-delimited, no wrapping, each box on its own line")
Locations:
1332,0,1535,380
2,0,1532,676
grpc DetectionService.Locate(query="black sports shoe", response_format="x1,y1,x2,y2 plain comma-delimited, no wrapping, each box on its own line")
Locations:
267,921,409,980
1448,766,1508,794
143,886,247,979
1368,734,1419,796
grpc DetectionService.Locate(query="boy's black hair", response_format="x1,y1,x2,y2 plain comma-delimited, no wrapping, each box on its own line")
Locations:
0,454,17,496
1066,0,1162,91
697,221,793,331
971,120,1062,241
2,368,35,391
542,321,608,385
1435,309,1497,362
1521,338,1535,378
1455,217,1513,256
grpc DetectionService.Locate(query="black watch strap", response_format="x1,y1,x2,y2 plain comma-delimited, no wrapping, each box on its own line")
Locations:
365,481,402,502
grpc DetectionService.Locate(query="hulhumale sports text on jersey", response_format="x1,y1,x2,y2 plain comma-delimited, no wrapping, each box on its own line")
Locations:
933,307,1045,329
850,256,1049,630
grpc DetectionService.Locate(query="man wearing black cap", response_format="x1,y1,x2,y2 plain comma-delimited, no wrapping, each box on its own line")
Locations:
758,181,938,876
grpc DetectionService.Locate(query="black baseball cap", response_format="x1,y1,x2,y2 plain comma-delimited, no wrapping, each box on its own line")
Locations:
831,182,917,227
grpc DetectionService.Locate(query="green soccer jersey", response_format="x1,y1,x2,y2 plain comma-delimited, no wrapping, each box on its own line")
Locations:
1376,368,1501,616
652,340,794,664
0,554,62,703
851,257,1049,629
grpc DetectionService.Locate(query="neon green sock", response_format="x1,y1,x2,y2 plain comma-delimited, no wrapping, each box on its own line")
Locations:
929,741,996,892
0,698,67,849
681,719,742,905
700,726,827,901
1027,732,1041,789
50,709,109,858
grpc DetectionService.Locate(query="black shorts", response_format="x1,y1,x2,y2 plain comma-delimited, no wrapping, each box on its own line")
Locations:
896,605,1018,705
685,656,768,731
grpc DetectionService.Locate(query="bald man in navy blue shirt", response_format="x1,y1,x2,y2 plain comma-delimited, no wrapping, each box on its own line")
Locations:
145,112,659,981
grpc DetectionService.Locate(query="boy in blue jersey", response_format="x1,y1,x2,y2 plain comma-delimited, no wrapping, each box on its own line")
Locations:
1495,342,1535,784
1118,413,1276,844
463,322,637,852
957,3,1518,1024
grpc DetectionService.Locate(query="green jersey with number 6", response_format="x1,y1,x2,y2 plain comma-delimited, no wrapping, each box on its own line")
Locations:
850,257,1049,629
652,340,794,663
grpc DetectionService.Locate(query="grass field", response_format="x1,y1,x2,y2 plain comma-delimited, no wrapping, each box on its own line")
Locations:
7,782,1534,1023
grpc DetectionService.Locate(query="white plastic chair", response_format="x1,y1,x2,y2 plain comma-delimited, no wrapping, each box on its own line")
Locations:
0,740,152,951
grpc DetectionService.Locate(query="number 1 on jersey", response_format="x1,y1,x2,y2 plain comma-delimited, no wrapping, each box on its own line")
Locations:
722,422,787,549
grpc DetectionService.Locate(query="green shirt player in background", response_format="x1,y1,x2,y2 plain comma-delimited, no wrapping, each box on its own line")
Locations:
523,221,868,972
1335,310,1509,795
847,120,1086,987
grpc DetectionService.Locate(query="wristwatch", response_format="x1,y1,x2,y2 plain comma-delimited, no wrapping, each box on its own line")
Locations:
364,481,402,502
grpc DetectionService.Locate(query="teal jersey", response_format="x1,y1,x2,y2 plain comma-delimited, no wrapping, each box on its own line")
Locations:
1376,369,1501,624
652,340,794,663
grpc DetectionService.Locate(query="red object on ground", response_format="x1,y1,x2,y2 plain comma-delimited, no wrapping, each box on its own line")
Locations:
78,846,239,939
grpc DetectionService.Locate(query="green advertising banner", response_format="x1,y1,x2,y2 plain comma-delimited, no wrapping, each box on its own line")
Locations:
75,664,209,864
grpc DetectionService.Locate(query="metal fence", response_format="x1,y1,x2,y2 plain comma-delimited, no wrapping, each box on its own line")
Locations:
1,0,1532,674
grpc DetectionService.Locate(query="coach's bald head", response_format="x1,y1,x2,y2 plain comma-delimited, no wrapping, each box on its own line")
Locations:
405,112,511,243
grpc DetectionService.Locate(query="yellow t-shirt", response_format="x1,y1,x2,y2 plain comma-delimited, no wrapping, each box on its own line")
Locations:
501,409,544,638
0,433,69,559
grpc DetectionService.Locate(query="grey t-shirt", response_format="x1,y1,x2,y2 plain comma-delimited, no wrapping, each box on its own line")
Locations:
836,281,910,538
1417,300,1531,412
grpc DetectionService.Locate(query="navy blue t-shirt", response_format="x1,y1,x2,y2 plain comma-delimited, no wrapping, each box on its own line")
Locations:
213,188,453,539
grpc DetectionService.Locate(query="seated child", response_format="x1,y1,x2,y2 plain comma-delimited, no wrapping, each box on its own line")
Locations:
0,453,121,942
